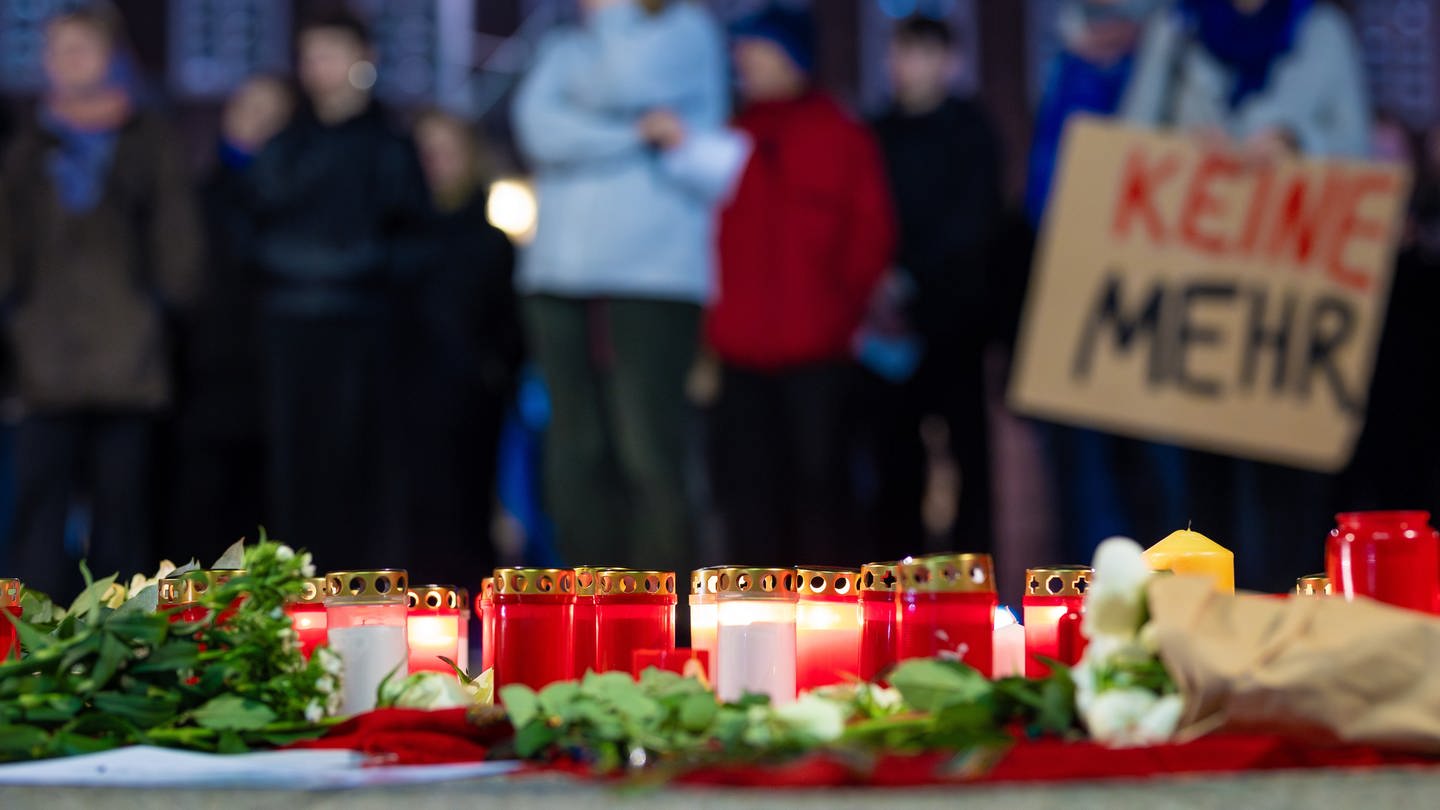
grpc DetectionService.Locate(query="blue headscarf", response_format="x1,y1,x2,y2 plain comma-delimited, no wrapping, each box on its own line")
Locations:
1181,0,1314,109
40,53,139,213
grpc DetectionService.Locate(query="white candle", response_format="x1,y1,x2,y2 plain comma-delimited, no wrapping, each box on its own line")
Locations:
716,621,796,705
329,624,408,715
992,606,1026,679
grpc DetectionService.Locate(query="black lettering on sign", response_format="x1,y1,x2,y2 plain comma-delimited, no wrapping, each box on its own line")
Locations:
1072,269,1164,385
1240,287,1297,395
1298,295,1361,417
1172,283,1236,398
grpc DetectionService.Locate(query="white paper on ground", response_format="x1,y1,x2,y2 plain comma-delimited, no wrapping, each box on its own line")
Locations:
0,746,521,788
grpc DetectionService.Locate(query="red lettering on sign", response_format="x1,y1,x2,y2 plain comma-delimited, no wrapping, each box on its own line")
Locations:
1179,152,1243,257
1324,170,1397,293
1112,146,1180,245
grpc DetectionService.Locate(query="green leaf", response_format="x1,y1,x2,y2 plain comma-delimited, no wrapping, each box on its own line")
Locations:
678,692,718,733
104,613,170,646
50,732,118,757
5,609,62,655
500,685,540,728
89,633,131,690
0,725,50,754
537,680,581,718
888,659,991,713
216,730,248,754
513,718,559,758
130,640,201,675
191,695,278,731
66,564,118,623
92,691,182,729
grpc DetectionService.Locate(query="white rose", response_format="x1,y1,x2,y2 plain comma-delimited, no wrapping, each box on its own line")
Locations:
384,671,472,710
299,552,316,579
1136,694,1184,744
1082,688,1183,747
1082,537,1152,639
304,699,324,724
772,693,848,743
275,545,295,561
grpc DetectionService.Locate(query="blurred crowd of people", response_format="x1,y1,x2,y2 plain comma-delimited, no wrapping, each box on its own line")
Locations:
1,0,1439,600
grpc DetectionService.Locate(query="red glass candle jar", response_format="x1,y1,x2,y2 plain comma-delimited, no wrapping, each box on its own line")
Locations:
1023,566,1091,677
595,569,676,673
493,567,576,692
795,568,860,692
1295,574,1332,597
406,585,463,674
632,648,709,680
1327,511,1440,613
478,578,495,673
284,577,329,659
1,578,21,661
326,570,409,715
895,554,997,676
159,569,246,624
457,587,471,673
572,567,600,678
858,562,898,681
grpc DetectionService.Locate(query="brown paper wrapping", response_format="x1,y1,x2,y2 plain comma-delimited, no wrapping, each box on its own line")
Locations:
1149,576,1440,752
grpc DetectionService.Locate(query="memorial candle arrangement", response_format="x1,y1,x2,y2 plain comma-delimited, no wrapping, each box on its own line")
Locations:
492,567,576,692
406,585,463,674
594,569,676,672
858,562,898,680
1295,574,1332,597
1327,511,1440,614
325,569,409,715
478,578,496,673
714,567,798,705
0,578,21,661
795,568,861,692
689,567,720,675
572,567,600,678
895,553,997,677
1023,566,1092,678
158,569,246,623
283,577,329,659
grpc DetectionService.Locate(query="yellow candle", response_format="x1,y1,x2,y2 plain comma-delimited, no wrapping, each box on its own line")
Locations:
1143,529,1235,592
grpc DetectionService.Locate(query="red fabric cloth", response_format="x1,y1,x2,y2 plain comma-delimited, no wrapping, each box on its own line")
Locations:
286,708,509,765
708,91,896,369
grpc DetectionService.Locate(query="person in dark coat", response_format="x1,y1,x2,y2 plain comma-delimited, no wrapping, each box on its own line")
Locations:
860,16,1001,558
247,11,430,569
165,75,294,563
707,6,897,566
401,110,520,587
0,5,202,596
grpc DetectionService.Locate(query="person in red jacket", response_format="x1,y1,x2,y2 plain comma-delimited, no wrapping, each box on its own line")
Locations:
707,6,896,566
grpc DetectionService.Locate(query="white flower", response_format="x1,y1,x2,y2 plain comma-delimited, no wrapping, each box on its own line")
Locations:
304,699,324,724
315,676,336,695
462,669,495,706
382,671,472,710
299,552,316,579
316,647,343,677
1082,688,1183,747
867,684,902,712
772,692,848,743
275,545,295,561
1083,537,1152,640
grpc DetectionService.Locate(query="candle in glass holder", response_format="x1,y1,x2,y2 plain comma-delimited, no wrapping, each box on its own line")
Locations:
1143,528,1234,592
284,577,329,659
457,587,471,672
1023,566,1092,678
1295,573,1332,597
795,568,860,692
478,578,496,673
895,554,997,676
406,585,463,674
689,567,721,674
632,648,710,681
992,606,1026,678
595,569,676,672
493,567,575,692
0,579,21,661
858,562,898,681
325,570,409,715
1327,511,1439,613
715,567,798,705
572,567,600,678
159,569,247,624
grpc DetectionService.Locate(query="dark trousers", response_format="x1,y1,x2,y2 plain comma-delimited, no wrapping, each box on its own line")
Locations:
10,412,153,598
709,363,853,566
260,314,391,570
854,344,993,561
524,295,699,573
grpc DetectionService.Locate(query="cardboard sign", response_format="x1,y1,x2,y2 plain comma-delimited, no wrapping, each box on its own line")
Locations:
1009,119,1410,472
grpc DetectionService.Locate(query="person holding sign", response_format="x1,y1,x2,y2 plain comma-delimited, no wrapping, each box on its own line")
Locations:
1116,0,1372,589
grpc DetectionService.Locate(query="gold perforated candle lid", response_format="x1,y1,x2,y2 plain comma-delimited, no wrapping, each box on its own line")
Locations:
494,567,576,597
691,567,725,596
288,577,327,605
1026,566,1094,598
711,567,798,598
859,562,900,593
160,569,246,605
0,578,20,608
575,566,617,597
457,587,470,614
480,577,495,602
897,554,995,594
1296,574,1332,596
325,570,408,605
797,567,859,598
597,569,676,598
408,584,462,611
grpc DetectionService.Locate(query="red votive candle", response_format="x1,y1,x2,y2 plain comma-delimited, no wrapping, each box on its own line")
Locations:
1327,511,1440,613
493,567,575,692
1,579,22,661
858,562,899,681
457,587,471,673
1023,566,1091,677
159,569,246,624
406,585,463,674
478,578,495,673
895,554,997,677
632,648,709,680
595,569,676,673
572,567,600,678
284,577,329,659
796,568,861,692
